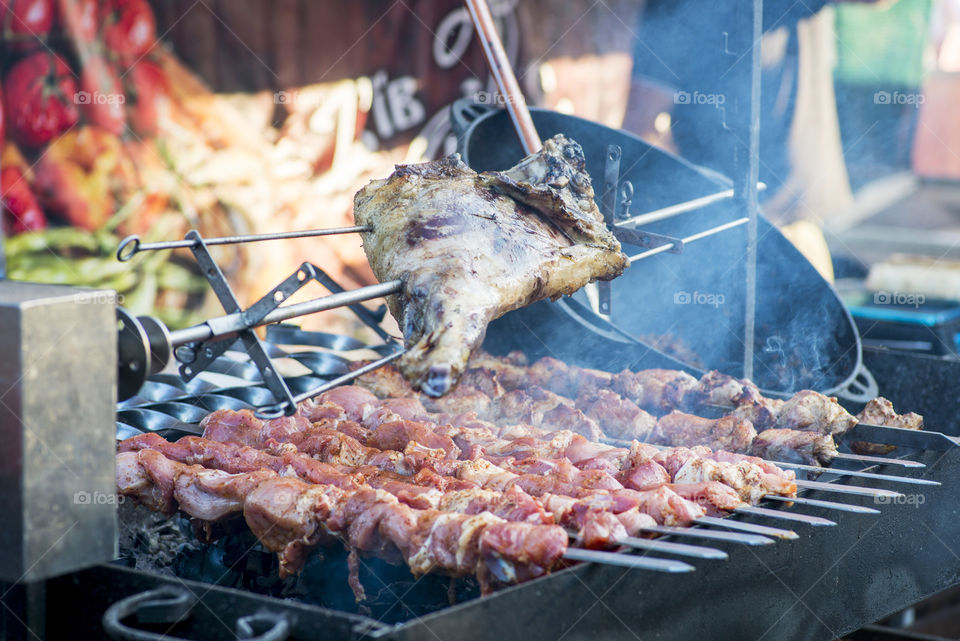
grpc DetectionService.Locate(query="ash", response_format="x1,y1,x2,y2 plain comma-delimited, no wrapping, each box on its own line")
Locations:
117,501,200,575
116,502,480,623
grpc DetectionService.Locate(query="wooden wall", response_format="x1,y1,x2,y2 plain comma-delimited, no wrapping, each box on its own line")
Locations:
148,0,644,140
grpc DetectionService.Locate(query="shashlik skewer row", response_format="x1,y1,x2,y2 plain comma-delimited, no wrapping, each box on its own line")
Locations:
367,352,922,445
435,353,863,436
116,447,572,592
310,385,801,501
309,389,911,508
348,360,849,466
307,393,907,511
199,396,798,508
195,400,812,529
354,357,924,469
118,431,671,550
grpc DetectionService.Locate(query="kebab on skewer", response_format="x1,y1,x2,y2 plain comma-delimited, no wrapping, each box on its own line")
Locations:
114,385,808,593
348,360,837,465
353,353,923,463
116,447,568,593
198,390,798,506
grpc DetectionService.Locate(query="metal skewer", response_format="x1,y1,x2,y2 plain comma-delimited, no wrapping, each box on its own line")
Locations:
255,350,405,419
117,226,372,261
167,280,402,347
771,460,939,486
627,217,750,262
734,506,835,527
640,525,774,546
694,516,798,540
619,537,728,560
794,479,904,498
464,0,541,155
845,423,960,451
834,452,925,468
761,494,880,515
562,548,695,572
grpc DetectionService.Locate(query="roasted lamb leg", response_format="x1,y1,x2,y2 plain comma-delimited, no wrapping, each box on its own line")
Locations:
354,134,627,396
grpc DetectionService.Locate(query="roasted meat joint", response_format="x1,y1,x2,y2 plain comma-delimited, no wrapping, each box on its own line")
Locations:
3,2,960,641
354,134,628,397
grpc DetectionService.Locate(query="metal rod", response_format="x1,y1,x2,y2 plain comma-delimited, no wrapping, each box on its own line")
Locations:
464,0,541,154
771,460,939,486
619,189,736,228
618,537,728,560
168,280,402,347
734,506,835,527
253,349,406,420
618,184,768,229
627,217,749,262
739,0,763,381
845,424,959,452
795,479,904,499
640,525,773,546
117,226,372,261
762,494,880,515
694,516,798,540
834,452,925,468
562,548,695,572
291,350,404,405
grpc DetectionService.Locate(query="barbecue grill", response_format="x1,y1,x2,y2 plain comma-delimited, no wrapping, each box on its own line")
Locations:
4,1,960,639
21,326,960,641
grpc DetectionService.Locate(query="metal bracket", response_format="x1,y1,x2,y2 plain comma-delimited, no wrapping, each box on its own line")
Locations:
308,265,392,343
178,231,300,416
598,144,622,315
613,226,685,254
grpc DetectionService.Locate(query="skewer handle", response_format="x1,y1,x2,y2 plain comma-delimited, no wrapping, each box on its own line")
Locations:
464,0,541,154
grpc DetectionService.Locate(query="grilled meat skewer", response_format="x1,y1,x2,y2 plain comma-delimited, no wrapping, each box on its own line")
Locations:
349,363,840,465
195,412,714,527
198,396,797,507
120,431,667,541
852,397,924,454
116,448,567,592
